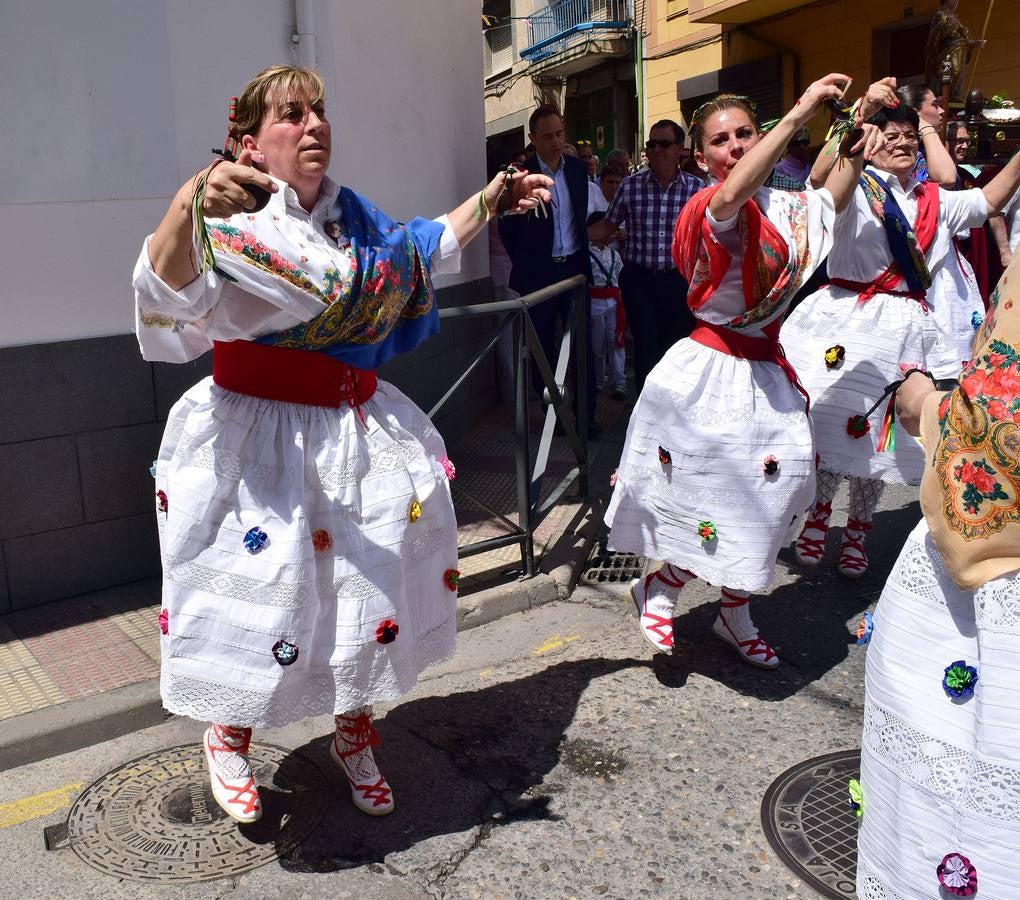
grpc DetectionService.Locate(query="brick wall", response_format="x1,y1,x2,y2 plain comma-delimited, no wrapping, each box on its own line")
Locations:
0,277,495,613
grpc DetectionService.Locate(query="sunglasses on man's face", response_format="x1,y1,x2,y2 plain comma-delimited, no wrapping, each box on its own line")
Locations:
645,139,677,150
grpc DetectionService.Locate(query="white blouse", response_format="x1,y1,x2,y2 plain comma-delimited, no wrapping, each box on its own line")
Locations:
826,166,987,284
133,175,462,363
696,186,835,336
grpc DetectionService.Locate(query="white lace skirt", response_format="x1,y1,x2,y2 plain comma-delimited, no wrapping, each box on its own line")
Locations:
929,250,984,368
857,518,1020,899
782,285,960,484
154,377,458,728
605,337,815,592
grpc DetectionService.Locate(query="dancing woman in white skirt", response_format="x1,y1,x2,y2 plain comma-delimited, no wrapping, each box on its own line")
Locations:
856,254,1020,898
135,66,552,823
783,100,1020,578
606,77,896,668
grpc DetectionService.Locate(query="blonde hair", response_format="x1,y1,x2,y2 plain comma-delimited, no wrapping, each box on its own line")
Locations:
691,94,758,151
229,65,325,141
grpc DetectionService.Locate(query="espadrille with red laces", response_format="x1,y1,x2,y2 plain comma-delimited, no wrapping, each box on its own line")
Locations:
329,709,394,816
838,518,872,578
794,501,833,566
630,564,692,653
712,590,779,669
204,724,262,824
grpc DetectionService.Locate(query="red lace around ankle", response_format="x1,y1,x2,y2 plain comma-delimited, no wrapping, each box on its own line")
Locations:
209,724,252,755
839,518,872,572
796,502,833,560
334,712,380,759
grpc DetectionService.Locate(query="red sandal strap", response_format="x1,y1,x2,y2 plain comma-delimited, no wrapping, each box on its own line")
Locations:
349,777,393,808
720,590,749,608
653,565,692,590
640,612,674,648
208,724,252,755
212,772,261,815
738,637,777,662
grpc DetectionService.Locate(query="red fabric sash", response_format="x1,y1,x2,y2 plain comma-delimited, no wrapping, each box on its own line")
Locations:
673,183,791,314
589,285,628,347
689,321,810,414
213,340,377,409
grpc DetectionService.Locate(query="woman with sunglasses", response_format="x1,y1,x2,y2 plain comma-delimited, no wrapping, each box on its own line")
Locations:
135,65,552,824
783,100,1020,578
606,76,891,668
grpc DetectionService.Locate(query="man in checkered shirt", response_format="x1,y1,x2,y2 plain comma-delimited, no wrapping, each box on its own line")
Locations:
590,120,703,392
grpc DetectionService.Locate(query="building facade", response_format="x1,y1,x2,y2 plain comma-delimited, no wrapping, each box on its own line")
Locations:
0,0,494,612
643,0,1020,145
484,0,643,168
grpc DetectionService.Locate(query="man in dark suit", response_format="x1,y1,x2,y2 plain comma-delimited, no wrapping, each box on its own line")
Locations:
499,104,599,435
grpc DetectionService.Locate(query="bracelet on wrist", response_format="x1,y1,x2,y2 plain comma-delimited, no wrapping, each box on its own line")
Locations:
900,368,959,392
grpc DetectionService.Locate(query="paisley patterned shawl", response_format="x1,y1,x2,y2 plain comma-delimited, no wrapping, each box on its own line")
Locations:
207,187,443,369
920,258,1020,589
858,171,938,294
672,183,812,333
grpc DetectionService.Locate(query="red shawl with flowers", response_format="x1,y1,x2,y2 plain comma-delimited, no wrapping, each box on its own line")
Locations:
672,184,811,334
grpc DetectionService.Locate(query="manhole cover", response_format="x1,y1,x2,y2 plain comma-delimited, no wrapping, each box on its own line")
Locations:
761,749,861,900
66,742,329,883
582,551,646,584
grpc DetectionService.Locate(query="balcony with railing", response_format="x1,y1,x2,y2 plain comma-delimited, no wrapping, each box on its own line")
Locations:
521,0,633,71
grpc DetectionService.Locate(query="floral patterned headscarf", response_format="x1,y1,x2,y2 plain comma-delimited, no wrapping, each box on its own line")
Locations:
920,252,1020,588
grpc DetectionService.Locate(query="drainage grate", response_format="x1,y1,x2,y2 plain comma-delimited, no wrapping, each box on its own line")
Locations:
65,742,329,883
581,551,646,584
760,749,861,900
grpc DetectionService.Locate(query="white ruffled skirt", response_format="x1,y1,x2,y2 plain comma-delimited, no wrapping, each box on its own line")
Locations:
605,337,815,593
154,377,458,728
857,518,1020,899
782,285,960,484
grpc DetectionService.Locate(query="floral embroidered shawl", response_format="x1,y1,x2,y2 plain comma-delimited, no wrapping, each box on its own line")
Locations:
920,254,1020,589
207,187,444,370
672,183,813,334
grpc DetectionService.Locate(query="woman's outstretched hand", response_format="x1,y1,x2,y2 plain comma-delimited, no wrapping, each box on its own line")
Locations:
793,72,853,123
484,168,554,217
848,123,888,161
200,148,279,218
858,77,899,122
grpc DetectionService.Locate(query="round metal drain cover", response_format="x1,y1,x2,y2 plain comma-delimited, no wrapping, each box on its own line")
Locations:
67,742,329,883
760,749,861,900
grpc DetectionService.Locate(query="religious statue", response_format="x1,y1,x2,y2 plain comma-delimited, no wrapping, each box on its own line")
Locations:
926,0,985,101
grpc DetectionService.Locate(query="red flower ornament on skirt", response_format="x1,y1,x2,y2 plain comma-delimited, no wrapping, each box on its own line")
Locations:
376,620,399,644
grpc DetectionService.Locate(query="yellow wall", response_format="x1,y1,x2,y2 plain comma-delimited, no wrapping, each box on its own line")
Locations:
644,1,723,130
644,0,1020,143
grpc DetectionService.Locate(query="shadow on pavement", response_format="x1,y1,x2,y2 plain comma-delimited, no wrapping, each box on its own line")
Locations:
649,500,921,701
266,656,649,872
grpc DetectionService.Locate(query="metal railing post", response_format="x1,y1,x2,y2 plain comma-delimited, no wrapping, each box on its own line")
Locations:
572,279,590,500
514,309,536,577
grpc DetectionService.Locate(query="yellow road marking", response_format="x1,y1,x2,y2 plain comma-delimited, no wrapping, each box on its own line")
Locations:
478,668,493,679
532,633,582,656
0,781,85,829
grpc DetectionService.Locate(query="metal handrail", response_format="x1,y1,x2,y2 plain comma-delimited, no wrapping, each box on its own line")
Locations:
434,275,590,578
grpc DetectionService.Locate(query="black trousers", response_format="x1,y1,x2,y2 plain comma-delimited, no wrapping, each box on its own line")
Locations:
618,264,694,393
523,253,597,419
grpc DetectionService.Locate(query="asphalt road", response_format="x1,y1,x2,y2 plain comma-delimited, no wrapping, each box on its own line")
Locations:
0,483,920,900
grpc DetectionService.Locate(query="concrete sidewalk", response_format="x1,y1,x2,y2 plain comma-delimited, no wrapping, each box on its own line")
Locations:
0,391,629,772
